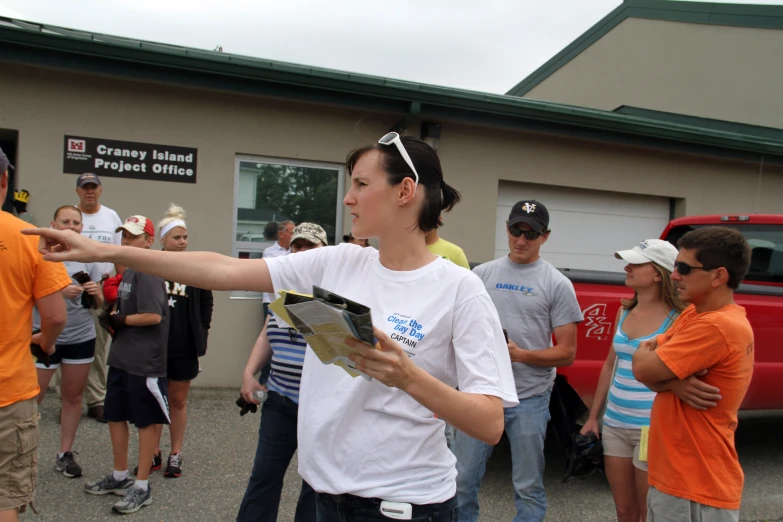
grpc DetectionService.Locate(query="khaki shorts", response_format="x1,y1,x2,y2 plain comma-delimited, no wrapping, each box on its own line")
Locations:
602,424,647,471
647,487,739,522
0,398,39,512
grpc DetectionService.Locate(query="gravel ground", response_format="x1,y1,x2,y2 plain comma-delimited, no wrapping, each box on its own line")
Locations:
20,388,783,521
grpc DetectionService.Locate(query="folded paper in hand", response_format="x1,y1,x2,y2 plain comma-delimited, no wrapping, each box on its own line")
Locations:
269,287,375,379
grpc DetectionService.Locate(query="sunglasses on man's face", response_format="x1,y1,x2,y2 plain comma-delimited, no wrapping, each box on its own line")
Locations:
378,132,419,197
674,261,716,275
508,226,542,240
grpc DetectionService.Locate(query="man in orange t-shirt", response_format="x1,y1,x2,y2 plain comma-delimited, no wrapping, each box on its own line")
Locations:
0,147,70,520
633,227,753,522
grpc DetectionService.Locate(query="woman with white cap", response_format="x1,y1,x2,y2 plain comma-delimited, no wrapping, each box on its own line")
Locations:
581,239,685,522
139,204,213,479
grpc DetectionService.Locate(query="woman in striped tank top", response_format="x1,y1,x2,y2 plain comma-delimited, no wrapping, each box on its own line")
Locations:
581,239,685,522
237,223,328,522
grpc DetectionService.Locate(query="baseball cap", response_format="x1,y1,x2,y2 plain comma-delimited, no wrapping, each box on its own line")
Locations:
0,146,14,172
116,215,155,238
76,173,102,188
291,223,328,246
615,239,678,271
508,200,549,233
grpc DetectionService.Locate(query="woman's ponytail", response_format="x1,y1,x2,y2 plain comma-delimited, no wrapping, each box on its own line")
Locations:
440,181,461,213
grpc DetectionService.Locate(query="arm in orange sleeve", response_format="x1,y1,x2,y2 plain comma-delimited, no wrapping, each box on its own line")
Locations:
656,321,728,379
634,319,728,386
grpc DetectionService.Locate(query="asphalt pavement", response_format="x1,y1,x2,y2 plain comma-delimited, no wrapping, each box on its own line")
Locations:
21,388,783,521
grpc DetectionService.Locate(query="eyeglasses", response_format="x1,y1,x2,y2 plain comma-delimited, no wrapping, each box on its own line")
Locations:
674,261,716,275
378,132,419,197
508,226,542,240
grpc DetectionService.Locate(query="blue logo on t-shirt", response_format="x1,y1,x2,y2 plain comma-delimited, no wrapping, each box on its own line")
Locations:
495,283,535,296
387,313,426,350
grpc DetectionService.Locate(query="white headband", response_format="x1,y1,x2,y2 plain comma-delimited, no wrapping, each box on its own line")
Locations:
160,219,187,239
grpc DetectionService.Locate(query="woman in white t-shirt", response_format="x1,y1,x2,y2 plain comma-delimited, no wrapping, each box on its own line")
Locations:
28,133,518,522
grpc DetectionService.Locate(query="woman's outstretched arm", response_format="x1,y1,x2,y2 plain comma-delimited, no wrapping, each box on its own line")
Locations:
23,228,273,293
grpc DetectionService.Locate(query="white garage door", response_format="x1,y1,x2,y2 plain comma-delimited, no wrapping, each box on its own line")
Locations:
495,182,671,272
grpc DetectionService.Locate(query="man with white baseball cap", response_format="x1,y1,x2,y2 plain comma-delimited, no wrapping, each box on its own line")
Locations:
615,239,679,271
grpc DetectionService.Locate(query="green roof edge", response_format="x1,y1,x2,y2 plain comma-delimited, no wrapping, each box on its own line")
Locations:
2,14,783,165
614,106,783,142
505,0,783,97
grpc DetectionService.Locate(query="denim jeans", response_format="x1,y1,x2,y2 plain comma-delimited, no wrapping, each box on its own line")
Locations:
455,390,551,522
237,391,316,522
315,494,458,522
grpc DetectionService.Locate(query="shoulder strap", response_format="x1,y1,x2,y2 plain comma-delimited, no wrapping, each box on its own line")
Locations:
618,308,630,329
661,310,679,332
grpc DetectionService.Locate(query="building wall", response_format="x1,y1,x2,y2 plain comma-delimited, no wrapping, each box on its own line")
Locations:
3,62,782,386
523,18,783,128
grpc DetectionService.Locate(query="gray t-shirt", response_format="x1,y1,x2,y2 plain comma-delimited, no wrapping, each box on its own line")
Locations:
107,269,169,378
473,256,583,399
32,260,101,345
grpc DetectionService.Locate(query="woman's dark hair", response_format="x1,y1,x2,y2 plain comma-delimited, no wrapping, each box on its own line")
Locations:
678,227,751,289
53,205,82,220
346,135,461,232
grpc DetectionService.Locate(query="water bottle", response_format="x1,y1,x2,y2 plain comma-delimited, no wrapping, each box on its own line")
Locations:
252,390,268,404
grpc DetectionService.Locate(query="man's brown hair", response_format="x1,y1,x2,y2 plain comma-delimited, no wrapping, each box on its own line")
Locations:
678,227,751,289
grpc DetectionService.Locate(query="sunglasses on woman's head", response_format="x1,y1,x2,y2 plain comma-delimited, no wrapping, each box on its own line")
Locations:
508,226,542,240
378,132,419,197
674,261,716,275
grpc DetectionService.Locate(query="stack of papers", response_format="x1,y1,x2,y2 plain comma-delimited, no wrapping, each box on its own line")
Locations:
269,287,375,379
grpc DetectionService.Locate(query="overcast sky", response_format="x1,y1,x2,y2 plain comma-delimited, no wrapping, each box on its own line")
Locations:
1,0,780,94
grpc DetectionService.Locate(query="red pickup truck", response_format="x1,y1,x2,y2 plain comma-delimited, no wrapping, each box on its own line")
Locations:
560,214,783,410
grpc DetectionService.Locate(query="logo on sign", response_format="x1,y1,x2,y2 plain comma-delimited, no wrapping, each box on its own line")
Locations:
582,303,614,341
68,139,86,152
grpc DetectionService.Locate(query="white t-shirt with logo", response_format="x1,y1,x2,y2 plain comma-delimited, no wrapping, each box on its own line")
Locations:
265,243,518,504
79,205,122,278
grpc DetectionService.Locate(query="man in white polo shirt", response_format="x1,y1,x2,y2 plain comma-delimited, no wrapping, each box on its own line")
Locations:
75,173,122,422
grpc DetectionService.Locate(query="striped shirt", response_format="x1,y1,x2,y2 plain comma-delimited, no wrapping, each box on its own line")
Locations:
265,315,307,403
604,309,676,429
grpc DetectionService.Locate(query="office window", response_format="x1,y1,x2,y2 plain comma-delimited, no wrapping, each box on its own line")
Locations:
232,156,344,297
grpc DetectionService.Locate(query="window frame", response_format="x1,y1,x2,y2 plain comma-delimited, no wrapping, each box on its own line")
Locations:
665,224,783,284
230,154,345,300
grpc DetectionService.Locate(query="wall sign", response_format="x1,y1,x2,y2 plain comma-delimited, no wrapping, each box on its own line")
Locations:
63,135,198,184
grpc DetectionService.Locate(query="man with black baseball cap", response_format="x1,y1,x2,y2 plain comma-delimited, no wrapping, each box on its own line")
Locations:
507,199,550,234
455,199,583,522
74,173,123,423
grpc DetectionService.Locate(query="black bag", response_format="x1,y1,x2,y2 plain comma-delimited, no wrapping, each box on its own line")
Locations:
547,374,605,482
30,329,51,368
548,374,589,450
71,271,96,309
563,431,604,482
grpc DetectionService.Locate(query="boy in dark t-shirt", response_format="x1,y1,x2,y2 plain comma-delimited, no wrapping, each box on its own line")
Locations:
84,216,169,515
